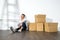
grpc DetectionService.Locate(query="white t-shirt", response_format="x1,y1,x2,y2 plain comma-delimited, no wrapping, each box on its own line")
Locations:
18,18,27,26
18,18,29,30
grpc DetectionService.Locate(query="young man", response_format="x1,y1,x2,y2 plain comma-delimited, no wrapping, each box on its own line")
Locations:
10,14,27,33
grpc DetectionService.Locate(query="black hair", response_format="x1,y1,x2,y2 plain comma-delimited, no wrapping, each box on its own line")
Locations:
22,14,25,17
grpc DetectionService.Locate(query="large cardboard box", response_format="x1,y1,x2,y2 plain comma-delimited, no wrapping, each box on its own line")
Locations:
45,23,58,32
35,14,46,23
37,23,43,31
29,23,37,31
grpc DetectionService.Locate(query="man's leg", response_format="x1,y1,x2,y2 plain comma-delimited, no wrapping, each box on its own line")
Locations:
10,22,26,33
15,22,27,32
15,27,21,32
10,26,21,33
10,27,15,33
22,22,26,31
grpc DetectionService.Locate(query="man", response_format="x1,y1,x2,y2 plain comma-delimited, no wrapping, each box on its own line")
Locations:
10,14,28,33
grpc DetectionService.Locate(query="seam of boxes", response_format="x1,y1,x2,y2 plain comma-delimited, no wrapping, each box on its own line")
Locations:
29,14,58,32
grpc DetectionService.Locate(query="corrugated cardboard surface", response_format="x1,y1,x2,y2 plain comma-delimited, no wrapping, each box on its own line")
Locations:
37,23,43,31
29,23,37,31
35,14,46,23
45,23,58,32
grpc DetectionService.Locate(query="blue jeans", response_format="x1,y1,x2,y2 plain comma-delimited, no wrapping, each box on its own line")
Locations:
15,22,26,32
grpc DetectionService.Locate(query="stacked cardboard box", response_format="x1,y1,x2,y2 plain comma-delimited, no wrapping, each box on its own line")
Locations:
29,14,58,32
36,23,43,31
35,14,46,31
45,23,58,32
29,23,37,31
35,14,46,23
29,23,43,31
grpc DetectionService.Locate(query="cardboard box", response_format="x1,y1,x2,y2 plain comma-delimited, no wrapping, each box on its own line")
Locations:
45,23,58,32
37,23,43,31
29,23,37,31
35,14,46,23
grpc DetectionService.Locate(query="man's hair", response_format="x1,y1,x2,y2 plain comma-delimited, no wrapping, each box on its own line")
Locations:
22,14,25,17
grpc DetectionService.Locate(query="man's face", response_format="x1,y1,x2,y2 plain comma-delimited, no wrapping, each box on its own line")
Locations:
21,15,25,20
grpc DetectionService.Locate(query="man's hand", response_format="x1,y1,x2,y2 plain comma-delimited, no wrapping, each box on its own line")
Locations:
18,23,22,27
18,23,20,26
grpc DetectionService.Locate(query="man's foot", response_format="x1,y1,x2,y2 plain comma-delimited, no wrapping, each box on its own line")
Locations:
10,27,15,33
19,27,23,32
19,29,22,32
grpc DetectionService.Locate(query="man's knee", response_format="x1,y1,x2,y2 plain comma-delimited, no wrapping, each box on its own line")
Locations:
22,22,26,26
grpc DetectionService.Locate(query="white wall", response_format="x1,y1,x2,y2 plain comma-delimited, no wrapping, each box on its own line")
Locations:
18,0,60,31
0,0,60,31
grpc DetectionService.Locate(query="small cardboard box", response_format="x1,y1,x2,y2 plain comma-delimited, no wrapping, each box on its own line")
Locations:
37,23,43,31
35,14,46,23
29,23,37,31
45,22,58,32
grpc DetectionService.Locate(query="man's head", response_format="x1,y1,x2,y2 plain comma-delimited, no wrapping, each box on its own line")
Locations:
21,14,25,20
